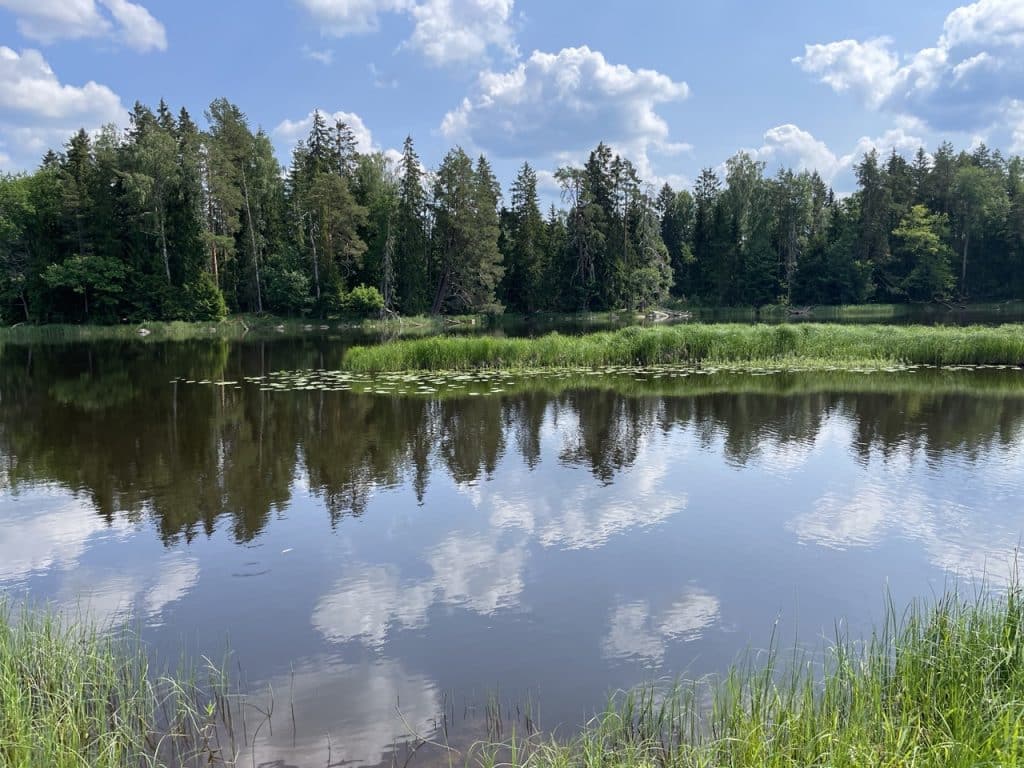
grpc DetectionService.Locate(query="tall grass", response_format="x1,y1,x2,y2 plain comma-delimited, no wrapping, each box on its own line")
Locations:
343,323,1024,372
0,603,235,767
470,583,1024,768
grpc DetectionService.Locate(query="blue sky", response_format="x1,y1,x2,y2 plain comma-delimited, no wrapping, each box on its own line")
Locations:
1,0,1022,194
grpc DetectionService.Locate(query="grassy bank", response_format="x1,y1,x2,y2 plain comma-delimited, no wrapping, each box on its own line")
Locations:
4,585,1023,767
343,324,1024,372
474,585,1024,768
0,604,231,768
0,313,454,345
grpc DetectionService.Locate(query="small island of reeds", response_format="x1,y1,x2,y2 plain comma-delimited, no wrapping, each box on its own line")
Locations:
342,323,1024,373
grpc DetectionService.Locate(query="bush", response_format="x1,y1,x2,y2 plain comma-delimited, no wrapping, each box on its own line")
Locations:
179,274,228,321
264,258,311,316
341,284,385,319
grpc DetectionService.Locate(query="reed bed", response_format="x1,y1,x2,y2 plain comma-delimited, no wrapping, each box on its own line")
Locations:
0,604,235,768
343,324,1024,372
470,583,1024,768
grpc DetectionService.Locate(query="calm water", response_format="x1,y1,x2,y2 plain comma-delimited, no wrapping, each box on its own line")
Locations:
2,336,1023,766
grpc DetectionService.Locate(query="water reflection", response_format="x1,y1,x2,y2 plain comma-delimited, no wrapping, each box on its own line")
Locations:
603,590,721,668
2,339,1024,767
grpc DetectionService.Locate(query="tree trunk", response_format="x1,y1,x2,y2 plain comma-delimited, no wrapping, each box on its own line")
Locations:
431,267,450,315
960,229,970,300
20,290,29,322
83,287,89,318
240,168,263,313
310,218,321,299
159,209,171,284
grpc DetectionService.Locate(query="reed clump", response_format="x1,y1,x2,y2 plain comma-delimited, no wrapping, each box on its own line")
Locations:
0,604,233,768
343,324,1024,372
471,584,1024,768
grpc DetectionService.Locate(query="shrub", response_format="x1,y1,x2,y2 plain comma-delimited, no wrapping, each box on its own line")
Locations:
341,284,385,318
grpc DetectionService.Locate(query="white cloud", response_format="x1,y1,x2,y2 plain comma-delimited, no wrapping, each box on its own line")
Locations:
1007,100,1024,153
0,0,167,52
302,45,334,65
296,0,410,35
0,47,125,121
941,0,1024,49
274,108,377,153
442,46,688,171
99,0,166,52
0,47,127,169
795,0,1024,140
405,0,516,65
748,120,925,185
795,37,903,110
297,0,515,65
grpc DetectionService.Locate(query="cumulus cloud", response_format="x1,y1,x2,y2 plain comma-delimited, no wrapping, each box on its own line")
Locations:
0,47,125,121
405,0,517,64
748,119,925,185
0,46,126,169
274,108,406,169
297,0,515,65
0,0,167,52
441,46,689,175
795,0,1024,139
274,108,377,153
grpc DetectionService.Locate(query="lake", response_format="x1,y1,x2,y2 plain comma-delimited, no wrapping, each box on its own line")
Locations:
1,334,1022,766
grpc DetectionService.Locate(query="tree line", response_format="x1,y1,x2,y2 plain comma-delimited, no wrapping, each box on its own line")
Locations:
1,97,1023,324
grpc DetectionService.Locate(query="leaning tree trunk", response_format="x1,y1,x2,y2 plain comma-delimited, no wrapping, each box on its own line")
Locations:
240,168,263,313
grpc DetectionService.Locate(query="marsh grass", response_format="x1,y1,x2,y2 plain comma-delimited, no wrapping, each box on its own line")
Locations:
468,582,1024,768
0,603,243,767
343,324,1024,372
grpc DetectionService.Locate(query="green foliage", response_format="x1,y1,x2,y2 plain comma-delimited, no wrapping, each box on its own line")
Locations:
341,283,385,318
263,256,311,315
892,204,956,301
179,273,229,321
0,602,230,768
42,255,127,321
2,96,1024,325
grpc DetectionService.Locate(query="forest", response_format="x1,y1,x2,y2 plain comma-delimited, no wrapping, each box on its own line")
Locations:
1,97,1023,324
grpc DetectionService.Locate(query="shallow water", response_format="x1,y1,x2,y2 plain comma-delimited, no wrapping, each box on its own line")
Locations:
1,336,1023,766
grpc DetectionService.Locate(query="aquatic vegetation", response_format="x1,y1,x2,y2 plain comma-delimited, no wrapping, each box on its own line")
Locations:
342,324,1024,372
471,583,1024,768
174,361,1024,400
0,603,237,768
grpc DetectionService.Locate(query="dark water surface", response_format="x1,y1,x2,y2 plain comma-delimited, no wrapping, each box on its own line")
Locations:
2,336,1023,766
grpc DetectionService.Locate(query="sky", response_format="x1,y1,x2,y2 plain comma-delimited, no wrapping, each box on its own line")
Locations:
1,0,1023,196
